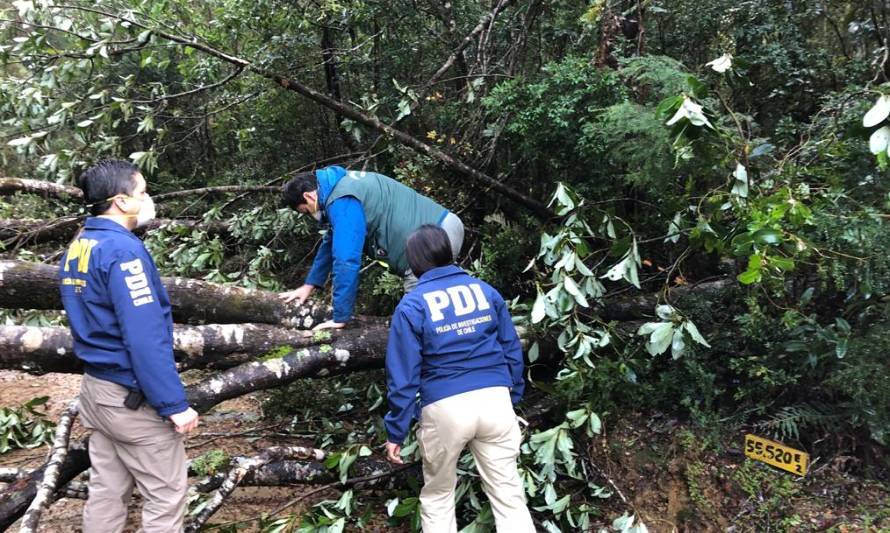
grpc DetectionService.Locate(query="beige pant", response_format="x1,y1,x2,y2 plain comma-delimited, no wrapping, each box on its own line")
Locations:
78,374,187,533
417,386,535,533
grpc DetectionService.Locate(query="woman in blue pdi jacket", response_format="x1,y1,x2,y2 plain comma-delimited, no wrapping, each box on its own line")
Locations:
383,225,535,533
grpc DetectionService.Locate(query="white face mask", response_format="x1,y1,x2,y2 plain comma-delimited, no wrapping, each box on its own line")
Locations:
312,209,323,222
135,194,156,227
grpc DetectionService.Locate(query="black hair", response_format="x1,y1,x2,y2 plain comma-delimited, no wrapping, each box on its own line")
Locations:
406,224,453,277
281,172,318,209
77,160,139,216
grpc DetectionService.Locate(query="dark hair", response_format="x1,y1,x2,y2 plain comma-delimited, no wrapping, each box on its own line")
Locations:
281,172,318,208
406,225,453,277
77,160,139,216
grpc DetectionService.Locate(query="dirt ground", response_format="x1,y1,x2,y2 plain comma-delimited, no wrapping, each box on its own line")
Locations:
2,370,889,532
0,370,357,533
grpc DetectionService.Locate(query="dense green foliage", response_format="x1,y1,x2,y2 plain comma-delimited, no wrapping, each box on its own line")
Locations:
2,0,890,530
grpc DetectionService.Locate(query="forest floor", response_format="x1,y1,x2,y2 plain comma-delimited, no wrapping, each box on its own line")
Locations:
1,370,888,532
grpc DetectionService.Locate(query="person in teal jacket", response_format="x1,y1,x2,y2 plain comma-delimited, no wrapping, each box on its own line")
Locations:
279,166,464,330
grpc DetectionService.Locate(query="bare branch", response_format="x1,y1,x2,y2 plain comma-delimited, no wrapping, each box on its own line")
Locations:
18,399,79,533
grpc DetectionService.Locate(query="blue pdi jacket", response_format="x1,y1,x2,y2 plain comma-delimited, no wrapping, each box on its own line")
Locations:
59,217,189,417
384,265,525,444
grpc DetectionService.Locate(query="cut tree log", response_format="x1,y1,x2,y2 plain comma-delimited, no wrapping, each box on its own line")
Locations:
18,399,79,533
0,178,82,200
0,260,329,326
0,322,386,374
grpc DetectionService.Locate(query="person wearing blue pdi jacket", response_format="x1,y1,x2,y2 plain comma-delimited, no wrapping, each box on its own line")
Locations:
59,160,199,533
278,166,464,331
382,225,535,533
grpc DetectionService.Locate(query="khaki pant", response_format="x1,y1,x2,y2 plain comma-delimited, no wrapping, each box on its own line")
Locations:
417,386,535,533
79,374,187,533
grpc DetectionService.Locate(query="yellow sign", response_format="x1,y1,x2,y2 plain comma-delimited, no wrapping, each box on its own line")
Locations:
744,434,808,476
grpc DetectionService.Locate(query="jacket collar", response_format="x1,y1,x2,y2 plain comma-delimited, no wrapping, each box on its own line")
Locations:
84,217,139,240
316,165,348,206
418,264,465,284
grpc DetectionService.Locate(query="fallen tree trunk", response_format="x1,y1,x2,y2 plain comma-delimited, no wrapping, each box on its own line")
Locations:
0,374,557,529
186,322,388,412
185,446,328,532
0,322,384,374
0,323,388,529
0,178,83,201
153,185,280,201
0,218,230,246
600,279,734,321
0,260,329,326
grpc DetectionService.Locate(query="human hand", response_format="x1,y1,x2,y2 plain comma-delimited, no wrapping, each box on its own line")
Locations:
312,320,345,331
169,407,199,434
279,284,314,306
384,442,403,464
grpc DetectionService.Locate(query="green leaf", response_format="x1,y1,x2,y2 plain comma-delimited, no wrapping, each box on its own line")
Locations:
551,494,571,514
386,498,399,517
528,342,540,363
752,229,783,245
646,322,674,356
835,337,848,359
655,304,676,320
870,126,890,154
737,269,761,284
589,413,602,435
684,321,710,347
671,329,686,359
769,255,795,271
395,98,412,121
863,95,890,127
531,290,546,324
565,408,588,429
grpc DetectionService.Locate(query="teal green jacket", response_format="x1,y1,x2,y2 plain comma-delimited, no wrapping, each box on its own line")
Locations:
305,166,447,322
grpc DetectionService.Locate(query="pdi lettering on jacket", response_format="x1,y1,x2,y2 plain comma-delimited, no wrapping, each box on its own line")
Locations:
422,283,491,322
120,258,154,306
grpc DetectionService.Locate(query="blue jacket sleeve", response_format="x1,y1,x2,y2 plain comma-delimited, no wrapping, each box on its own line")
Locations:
107,250,189,417
328,197,366,323
384,303,423,444
494,292,525,404
304,231,333,287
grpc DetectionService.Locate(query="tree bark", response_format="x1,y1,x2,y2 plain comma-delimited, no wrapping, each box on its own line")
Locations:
0,260,330,326
18,399,79,533
600,279,733,321
0,178,82,201
0,322,386,374
185,446,327,532
186,322,388,412
152,185,280,201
